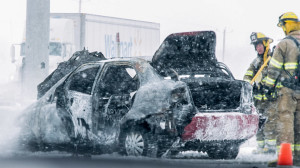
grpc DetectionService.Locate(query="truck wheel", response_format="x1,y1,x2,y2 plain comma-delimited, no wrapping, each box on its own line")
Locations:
206,143,240,159
119,127,158,158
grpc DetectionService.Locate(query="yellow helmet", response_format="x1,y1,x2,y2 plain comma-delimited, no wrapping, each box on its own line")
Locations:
277,12,299,27
250,32,273,47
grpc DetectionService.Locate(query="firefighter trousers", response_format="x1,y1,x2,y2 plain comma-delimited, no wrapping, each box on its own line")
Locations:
263,100,277,141
255,99,277,146
275,87,300,156
255,100,268,142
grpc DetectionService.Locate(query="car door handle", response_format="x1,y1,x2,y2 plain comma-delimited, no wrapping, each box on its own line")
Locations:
70,98,74,106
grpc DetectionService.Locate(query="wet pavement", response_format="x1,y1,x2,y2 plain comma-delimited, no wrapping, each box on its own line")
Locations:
0,154,271,168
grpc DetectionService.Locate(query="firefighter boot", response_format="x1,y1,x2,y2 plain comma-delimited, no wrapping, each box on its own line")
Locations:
267,159,277,167
263,139,276,154
294,158,300,166
294,150,300,166
267,145,280,167
252,140,265,154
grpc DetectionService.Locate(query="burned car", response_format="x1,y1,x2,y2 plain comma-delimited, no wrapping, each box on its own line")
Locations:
19,31,258,159
20,57,195,157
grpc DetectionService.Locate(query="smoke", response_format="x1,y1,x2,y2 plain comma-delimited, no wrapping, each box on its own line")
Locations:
0,82,34,157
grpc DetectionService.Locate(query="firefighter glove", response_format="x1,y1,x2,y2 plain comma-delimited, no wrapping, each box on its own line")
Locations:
253,83,259,94
263,86,274,100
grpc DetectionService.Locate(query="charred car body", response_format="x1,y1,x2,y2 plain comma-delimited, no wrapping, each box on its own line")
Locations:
19,31,258,159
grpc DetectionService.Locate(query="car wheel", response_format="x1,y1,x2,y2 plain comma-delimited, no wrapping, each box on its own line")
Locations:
18,129,40,151
206,143,240,159
120,127,158,158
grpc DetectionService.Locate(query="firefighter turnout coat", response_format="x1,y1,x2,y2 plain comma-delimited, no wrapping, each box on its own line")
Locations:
244,53,270,101
265,30,300,88
244,50,278,153
265,30,300,154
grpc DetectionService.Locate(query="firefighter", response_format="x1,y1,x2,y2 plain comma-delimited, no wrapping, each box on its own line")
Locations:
264,12,300,166
243,32,277,154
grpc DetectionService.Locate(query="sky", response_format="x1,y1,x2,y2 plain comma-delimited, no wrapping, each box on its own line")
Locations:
0,0,300,82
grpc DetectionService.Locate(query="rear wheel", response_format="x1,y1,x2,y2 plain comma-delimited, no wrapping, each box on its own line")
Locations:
206,143,240,159
119,127,159,158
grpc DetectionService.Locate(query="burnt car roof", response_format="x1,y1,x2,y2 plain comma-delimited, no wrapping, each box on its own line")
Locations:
39,57,165,99
99,57,149,63
151,31,217,76
95,58,164,86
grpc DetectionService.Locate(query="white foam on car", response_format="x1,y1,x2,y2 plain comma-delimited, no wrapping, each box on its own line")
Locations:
193,112,258,141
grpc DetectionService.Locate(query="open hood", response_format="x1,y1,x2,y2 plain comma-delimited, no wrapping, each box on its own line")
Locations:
151,31,217,76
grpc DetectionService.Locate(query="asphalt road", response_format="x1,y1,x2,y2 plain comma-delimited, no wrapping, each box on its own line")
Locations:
0,154,271,168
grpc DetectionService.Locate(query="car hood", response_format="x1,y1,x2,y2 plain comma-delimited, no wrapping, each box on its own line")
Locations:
151,31,217,76
18,73,73,144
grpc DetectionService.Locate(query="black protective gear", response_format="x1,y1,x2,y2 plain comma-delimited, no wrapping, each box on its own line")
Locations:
263,86,274,100
258,113,267,130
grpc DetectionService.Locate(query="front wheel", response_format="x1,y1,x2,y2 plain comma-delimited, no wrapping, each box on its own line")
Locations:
119,127,159,158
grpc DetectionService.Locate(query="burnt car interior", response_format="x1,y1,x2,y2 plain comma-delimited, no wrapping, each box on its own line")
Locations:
67,66,100,95
94,64,139,130
100,65,138,96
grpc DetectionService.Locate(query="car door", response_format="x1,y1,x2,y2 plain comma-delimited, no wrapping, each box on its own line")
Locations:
92,63,139,145
64,64,101,139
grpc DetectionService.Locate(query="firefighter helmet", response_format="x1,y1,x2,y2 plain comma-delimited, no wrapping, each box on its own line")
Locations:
277,12,300,35
277,12,299,27
250,32,273,47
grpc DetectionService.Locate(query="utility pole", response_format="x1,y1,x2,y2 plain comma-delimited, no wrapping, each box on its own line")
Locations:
222,27,226,62
24,0,50,98
79,0,82,13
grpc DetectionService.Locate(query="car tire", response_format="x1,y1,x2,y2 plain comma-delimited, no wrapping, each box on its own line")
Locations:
119,127,159,158
206,142,240,159
169,149,180,157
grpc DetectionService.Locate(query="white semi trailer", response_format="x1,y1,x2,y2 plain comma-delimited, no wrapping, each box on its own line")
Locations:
50,13,160,59
11,13,160,80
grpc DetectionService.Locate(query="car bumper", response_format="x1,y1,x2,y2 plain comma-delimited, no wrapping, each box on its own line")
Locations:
182,112,259,141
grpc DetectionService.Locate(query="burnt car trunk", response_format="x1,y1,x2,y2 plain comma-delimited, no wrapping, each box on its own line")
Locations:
184,79,241,110
151,31,253,113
